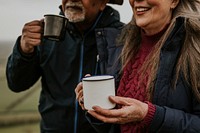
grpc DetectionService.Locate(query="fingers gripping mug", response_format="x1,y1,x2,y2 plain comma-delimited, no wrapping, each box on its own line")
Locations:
82,75,116,110
44,14,68,41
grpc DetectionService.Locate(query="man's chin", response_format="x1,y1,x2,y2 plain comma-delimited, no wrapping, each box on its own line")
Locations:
68,18,85,23
65,12,85,23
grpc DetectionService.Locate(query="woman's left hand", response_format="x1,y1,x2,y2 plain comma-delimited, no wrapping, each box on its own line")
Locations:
88,96,148,124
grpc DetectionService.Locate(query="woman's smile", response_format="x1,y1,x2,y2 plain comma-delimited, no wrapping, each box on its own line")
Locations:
135,6,151,15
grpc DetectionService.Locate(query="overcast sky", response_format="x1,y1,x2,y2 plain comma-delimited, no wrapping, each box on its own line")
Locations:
0,0,132,42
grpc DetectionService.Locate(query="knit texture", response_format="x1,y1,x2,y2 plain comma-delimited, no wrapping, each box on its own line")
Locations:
117,28,166,133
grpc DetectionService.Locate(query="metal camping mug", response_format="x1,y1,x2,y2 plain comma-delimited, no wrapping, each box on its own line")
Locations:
44,14,68,41
82,75,116,110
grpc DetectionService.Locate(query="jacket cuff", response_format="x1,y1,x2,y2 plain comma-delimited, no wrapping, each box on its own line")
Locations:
16,36,37,59
149,105,166,132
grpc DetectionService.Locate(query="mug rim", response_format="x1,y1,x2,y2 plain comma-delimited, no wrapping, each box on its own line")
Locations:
82,75,114,82
44,14,66,18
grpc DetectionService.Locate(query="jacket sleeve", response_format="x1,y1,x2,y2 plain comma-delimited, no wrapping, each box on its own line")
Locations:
150,101,200,133
6,36,41,92
85,112,120,133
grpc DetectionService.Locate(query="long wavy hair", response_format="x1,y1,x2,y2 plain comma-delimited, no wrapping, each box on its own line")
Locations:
118,0,200,101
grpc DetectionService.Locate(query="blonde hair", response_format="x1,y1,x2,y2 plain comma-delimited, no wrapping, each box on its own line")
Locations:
119,0,200,101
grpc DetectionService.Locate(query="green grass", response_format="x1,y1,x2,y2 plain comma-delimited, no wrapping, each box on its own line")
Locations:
0,123,40,133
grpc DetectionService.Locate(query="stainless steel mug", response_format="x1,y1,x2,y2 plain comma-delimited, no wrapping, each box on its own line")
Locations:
44,14,68,41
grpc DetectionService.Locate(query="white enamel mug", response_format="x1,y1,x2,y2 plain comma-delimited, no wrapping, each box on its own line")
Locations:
82,75,116,110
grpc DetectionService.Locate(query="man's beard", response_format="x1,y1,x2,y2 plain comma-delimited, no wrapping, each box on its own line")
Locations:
64,1,86,23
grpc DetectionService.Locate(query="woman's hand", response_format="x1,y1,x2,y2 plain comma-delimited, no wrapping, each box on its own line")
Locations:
75,82,85,110
87,96,148,124
75,74,91,110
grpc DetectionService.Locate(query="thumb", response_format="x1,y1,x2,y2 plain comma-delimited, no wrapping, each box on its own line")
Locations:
85,74,91,77
109,96,133,106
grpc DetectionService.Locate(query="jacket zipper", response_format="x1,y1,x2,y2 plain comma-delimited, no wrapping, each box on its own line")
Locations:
74,12,103,133
74,40,84,133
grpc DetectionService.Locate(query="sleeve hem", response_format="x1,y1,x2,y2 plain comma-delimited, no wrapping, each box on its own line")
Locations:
141,101,156,126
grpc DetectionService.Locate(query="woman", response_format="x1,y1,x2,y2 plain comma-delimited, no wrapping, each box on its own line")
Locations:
75,0,200,132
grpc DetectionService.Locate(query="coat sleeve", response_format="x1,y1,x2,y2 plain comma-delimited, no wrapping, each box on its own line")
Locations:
6,36,41,92
150,101,200,133
85,112,120,133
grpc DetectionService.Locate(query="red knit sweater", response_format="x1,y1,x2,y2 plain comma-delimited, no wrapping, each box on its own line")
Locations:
117,29,166,133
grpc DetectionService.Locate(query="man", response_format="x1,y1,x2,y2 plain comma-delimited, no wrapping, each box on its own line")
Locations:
6,0,124,132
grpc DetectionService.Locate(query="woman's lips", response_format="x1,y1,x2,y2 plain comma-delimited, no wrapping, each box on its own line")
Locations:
135,7,150,15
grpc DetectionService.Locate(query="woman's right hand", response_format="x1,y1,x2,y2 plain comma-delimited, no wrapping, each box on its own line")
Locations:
75,82,86,110
75,74,91,110
20,20,44,54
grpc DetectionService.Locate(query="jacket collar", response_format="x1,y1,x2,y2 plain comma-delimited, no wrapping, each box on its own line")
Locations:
162,17,185,51
59,5,121,32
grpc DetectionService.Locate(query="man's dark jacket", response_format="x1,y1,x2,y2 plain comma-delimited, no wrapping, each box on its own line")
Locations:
6,6,124,133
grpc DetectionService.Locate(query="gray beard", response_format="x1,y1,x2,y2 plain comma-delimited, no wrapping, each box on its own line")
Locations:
65,10,85,23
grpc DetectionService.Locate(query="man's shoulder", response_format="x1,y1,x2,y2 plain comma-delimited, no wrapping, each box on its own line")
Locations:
97,6,124,29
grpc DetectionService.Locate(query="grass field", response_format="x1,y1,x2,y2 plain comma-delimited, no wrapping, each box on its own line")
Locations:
0,41,40,133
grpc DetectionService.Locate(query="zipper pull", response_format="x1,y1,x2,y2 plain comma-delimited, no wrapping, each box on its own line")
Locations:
95,55,99,75
96,54,99,63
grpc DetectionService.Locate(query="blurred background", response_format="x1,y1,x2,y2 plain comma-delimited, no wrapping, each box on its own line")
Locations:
0,0,132,133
